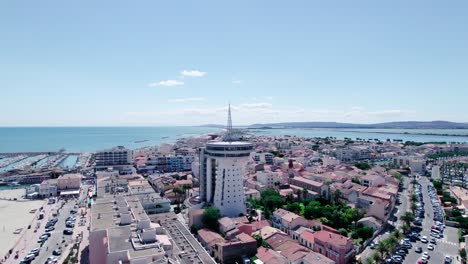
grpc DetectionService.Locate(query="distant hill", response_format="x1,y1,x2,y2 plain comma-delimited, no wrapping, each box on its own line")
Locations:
249,121,468,129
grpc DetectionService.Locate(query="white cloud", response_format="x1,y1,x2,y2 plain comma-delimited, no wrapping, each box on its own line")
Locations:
123,104,417,126
180,70,207,77
232,79,243,84
266,97,273,100
149,80,184,87
237,103,273,110
368,110,406,116
168,97,205,103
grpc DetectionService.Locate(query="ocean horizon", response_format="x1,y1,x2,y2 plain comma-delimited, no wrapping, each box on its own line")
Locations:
0,126,468,153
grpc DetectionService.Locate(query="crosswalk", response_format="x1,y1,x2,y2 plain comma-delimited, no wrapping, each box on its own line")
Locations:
437,239,458,246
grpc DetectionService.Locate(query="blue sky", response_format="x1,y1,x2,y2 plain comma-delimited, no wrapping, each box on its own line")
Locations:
1,1,467,126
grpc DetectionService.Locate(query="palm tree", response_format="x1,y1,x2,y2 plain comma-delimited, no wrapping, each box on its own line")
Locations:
173,187,184,205
372,252,383,263
376,240,389,258
182,184,192,200
400,211,415,227
392,229,403,240
402,223,410,234
411,203,417,213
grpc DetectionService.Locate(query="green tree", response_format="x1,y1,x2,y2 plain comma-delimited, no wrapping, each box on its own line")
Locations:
355,226,374,241
331,189,342,204
303,201,322,219
202,207,220,231
400,211,415,227
251,233,268,248
372,252,383,263
285,202,301,215
354,162,371,170
173,187,184,204
392,229,403,240
376,240,390,258
351,178,361,184
261,189,285,212
392,172,403,182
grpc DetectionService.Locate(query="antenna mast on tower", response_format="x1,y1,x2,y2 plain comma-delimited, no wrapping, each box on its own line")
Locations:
225,104,233,142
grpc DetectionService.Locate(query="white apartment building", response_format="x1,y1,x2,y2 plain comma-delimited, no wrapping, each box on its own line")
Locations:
145,155,194,172
335,146,372,162
252,152,274,165
256,171,281,189
198,105,253,217
393,156,426,174
95,146,134,170
199,141,253,217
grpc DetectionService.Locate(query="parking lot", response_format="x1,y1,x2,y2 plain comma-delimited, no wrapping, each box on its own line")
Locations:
16,186,90,264
399,177,459,264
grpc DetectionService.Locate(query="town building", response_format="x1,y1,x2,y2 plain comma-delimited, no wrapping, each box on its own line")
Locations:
289,176,329,199
393,156,426,174
335,146,372,162
89,176,172,264
312,230,355,264
145,155,194,172
272,208,309,236
252,152,275,165
95,146,134,171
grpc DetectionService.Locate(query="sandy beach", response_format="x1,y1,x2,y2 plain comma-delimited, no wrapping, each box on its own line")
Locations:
0,189,45,257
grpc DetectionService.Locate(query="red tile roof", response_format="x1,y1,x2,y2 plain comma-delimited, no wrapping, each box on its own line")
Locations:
314,230,350,247
279,243,309,262
300,229,315,244
265,233,295,250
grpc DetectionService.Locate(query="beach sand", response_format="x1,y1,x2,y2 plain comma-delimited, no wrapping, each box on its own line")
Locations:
0,189,26,200
0,189,45,257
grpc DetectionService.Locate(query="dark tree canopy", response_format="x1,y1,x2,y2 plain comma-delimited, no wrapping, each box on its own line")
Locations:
202,207,220,231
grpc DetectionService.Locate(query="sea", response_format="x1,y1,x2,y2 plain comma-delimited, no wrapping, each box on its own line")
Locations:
0,127,468,153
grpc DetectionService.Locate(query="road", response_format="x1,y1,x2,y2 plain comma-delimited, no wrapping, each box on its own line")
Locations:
30,200,76,264
403,176,460,264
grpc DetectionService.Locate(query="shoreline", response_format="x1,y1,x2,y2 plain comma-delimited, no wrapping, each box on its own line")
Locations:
248,127,468,137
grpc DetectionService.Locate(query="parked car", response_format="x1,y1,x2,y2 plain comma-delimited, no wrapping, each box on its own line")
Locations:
428,244,435,251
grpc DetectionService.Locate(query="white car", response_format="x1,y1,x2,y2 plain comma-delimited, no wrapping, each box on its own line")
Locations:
427,244,435,250
422,252,430,259
22,254,36,261
421,236,428,243
47,256,58,263
30,248,40,256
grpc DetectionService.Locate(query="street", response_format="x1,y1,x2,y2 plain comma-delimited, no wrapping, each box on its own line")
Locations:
31,200,76,264
360,176,410,261
403,177,459,264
